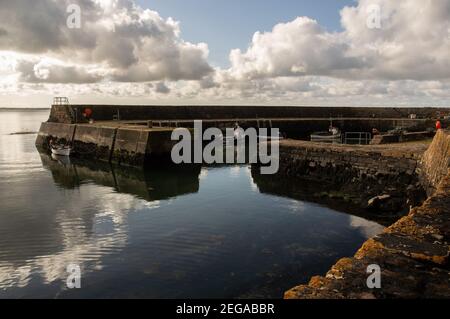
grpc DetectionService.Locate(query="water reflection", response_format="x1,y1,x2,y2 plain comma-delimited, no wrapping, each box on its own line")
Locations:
41,153,201,202
250,166,392,226
0,110,384,298
1,150,202,297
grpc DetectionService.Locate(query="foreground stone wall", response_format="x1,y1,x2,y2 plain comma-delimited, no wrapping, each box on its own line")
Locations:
284,132,450,299
285,173,450,299
419,130,450,196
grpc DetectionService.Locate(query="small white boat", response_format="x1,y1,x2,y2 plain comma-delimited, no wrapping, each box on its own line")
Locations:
216,125,245,145
310,131,342,142
51,145,72,156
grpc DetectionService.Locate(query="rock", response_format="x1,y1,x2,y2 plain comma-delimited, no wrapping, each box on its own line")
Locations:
366,194,406,214
367,194,391,210
285,174,450,299
431,234,444,241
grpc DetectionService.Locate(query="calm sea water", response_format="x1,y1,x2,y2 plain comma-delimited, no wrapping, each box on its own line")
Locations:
0,109,384,298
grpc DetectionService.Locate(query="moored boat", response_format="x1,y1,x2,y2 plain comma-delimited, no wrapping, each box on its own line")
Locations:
51,145,72,156
310,131,341,143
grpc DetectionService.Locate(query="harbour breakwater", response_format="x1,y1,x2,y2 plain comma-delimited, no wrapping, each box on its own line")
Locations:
36,104,450,166
47,104,450,140
48,104,450,123
36,122,177,166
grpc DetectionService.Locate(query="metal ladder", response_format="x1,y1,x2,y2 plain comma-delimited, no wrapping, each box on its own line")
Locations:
53,97,76,123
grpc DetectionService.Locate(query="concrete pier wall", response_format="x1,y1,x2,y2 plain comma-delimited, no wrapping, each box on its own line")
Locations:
112,128,149,166
35,122,176,166
35,122,76,149
72,125,117,162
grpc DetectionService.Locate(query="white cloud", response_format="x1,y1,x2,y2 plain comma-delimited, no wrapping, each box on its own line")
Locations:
227,17,365,80
225,0,450,82
0,0,213,83
0,0,449,106
16,58,102,84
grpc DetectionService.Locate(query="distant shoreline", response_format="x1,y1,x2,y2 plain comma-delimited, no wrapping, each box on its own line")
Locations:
0,108,50,110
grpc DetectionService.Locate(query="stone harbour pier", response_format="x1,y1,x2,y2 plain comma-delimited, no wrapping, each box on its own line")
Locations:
36,103,450,298
36,104,449,165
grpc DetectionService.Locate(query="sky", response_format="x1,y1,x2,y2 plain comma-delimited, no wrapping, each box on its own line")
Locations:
135,0,353,67
0,0,449,108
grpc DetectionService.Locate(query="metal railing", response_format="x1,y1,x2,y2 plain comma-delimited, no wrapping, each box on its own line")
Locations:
53,97,69,105
343,132,372,145
53,97,76,123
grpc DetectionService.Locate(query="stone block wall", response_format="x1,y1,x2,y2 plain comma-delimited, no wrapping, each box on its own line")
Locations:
49,105,73,123
274,141,426,214
285,173,450,299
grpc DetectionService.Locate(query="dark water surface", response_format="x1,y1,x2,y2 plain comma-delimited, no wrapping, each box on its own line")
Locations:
0,109,384,298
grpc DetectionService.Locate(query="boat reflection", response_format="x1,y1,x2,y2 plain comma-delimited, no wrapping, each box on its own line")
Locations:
40,153,201,202
0,155,202,294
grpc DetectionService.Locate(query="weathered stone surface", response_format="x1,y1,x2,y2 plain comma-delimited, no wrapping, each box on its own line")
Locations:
72,125,117,161
111,128,149,166
285,174,450,299
420,130,450,195
35,121,178,166
371,131,435,145
47,104,450,124
276,139,428,214
48,105,74,123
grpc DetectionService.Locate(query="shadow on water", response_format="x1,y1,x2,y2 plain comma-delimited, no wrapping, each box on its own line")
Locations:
40,153,202,202
251,167,395,227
